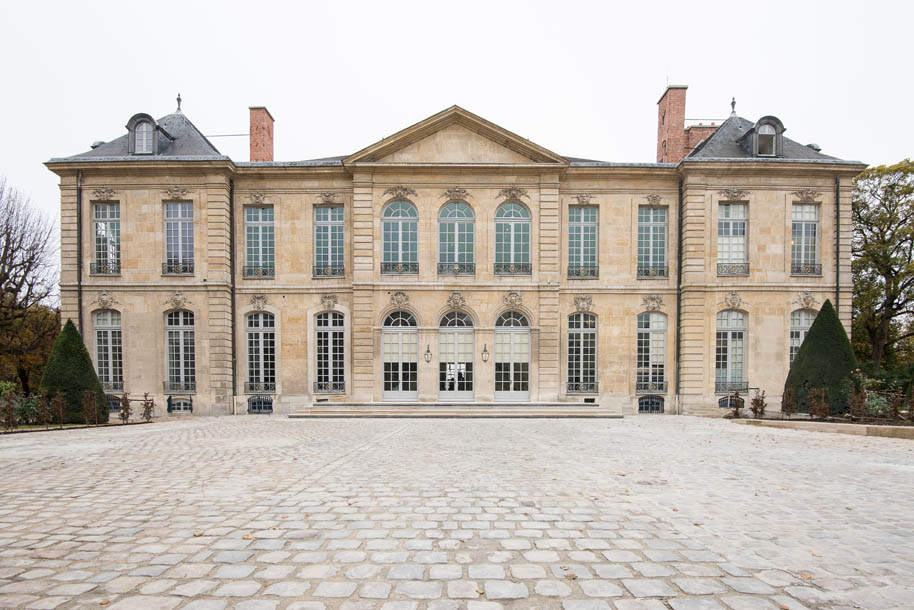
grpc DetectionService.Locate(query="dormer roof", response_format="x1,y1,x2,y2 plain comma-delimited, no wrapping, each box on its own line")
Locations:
687,115,844,161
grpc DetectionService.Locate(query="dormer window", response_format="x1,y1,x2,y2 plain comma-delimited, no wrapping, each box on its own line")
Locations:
135,121,153,154
757,124,776,156
126,113,158,155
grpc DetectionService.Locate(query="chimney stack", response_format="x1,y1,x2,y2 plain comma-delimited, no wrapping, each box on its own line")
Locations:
249,107,274,162
656,86,688,163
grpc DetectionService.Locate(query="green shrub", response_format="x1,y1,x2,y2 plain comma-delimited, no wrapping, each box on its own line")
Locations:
783,300,857,415
15,395,40,425
38,320,108,424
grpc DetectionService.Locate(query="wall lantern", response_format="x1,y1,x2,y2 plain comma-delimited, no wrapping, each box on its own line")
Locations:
481,344,489,363
424,344,432,364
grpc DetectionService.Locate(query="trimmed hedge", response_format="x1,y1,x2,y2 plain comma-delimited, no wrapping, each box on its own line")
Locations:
38,320,108,424
783,299,856,415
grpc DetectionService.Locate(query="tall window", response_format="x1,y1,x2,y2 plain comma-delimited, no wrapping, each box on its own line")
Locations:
244,207,275,277
568,207,598,278
495,203,531,274
314,206,344,277
92,203,120,274
438,311,474,398
790,309,816,365
717,203,748,276
316,312,345,393
757,124,776,156
165,310,195,392
382,201,418,273
135,121,153,154
567,312,597,393
792,204,819,275
438,202,475,274
94,310,123,391
715,310,746,393
164,202,194,274
494,311,530,399
636,312,666,392
637,206,667,278
383,311,418,399
246,312,276,393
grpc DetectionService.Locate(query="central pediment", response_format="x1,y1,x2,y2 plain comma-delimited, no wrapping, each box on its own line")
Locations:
344,105,568,166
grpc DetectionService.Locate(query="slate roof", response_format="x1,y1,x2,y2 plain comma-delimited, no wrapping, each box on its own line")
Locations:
687,115,839,161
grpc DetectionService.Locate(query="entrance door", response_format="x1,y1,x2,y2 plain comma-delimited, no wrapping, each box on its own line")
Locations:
382,311,418,400
438,311,474,400
495,311,530,400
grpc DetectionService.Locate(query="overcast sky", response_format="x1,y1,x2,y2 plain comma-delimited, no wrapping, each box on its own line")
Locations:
1,0,910,227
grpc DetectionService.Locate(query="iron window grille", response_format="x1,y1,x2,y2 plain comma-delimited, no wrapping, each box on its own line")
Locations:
438,262,475,275
637,264,669,278
568,264,599,278
314,381,345,394
494,262,532,275
381,262,419,274
162,262,194,275
566,381,599,394
638,395,665,414
90,262,120,275
717,262,749,276
243,265,274,278
791,263,822,276
313,265,345,277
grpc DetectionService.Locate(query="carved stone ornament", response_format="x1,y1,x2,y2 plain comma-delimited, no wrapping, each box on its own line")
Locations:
250,294,268,311
317,192,341,204
574,294,593,312
167,291,188,310
794,290,818,310
503,291,523,308
249,192,267,205
718,188,749,201
574,193,594,205
645,193,663,206
723,291,743,309
792,189,822,203
446,291,466,309
321,294,338,310
92,188,116,201
443,187,469,201
642,295,663,312
383,185,417,200
96,291,119,309
163,186,189,199
390,291,409,306
497,187,529,200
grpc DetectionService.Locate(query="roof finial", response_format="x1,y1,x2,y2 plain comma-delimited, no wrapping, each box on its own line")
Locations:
176,93,182,113
730,96,736,117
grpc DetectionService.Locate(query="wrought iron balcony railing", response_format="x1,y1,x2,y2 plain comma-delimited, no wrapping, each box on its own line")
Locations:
566,381,598,394
637,264,669,279
163,380,196,393
313,265,345,278
162,262,194,275
494,262,532,275
243,265,274,278
381,262,419,274
90,261,121,275
100,380,123,391
717,262,749,276
715,380,749,394
791,262,822,276
314,381,345,394
568,264,599,279
244,381,276,394
636,380,667,393
438,262,476,275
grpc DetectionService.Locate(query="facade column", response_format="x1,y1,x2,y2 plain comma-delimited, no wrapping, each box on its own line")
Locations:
537,174,561,401
350,172,375,401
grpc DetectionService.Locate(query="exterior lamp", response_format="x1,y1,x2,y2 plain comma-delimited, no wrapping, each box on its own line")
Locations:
424,344,432,364
481,344,489,363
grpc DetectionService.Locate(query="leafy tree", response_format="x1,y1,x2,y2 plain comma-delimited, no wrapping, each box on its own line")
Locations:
852,159,914,368
0,305,59,394
39,320,107,424
783,300,857,414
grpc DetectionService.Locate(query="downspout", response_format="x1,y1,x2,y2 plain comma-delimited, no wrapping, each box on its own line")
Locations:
835,176,840,312
229,178,237,415
76,171,84,334
675,177,683,414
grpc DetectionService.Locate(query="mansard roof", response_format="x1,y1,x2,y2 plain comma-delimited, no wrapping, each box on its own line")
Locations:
687,115,843,161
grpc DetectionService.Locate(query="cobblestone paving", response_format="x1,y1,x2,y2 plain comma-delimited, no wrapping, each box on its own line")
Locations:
0,417,912,610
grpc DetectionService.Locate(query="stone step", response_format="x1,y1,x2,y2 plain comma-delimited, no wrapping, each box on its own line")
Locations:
291,402,622,418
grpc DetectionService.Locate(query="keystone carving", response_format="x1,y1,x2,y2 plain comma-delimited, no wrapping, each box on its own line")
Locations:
442,187,469,201
645,193,663,206
574,193,594,205
794,291,818,310
95,291,119,309
249,192,267,205
250,294,268,311
718,188,749,201
723,291,743,309
503,291,523,308
792,189,822,203
497,187,529,200
383,185,417,200
320,294,338,310
574,294,593,312
167,291,188,310
390,291,409,306
317,192,341,204
446,291,466,309
92,188,116,201
163,186,189,199
642,295,664,312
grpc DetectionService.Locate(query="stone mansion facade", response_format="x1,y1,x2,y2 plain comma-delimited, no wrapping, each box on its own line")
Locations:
46,86,864,415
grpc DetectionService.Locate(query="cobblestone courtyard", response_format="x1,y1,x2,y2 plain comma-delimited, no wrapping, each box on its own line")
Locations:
0,417,912,610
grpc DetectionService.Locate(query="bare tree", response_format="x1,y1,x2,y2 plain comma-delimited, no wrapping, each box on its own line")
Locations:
0,177,56,339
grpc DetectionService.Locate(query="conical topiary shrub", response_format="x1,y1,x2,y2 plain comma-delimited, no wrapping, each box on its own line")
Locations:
783,299,856,415
39,320,108,424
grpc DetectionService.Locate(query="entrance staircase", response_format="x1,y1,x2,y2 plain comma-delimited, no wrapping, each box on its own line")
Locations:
289,402,622,418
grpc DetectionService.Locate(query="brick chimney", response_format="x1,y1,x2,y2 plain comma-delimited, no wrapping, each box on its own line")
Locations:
656,86,688,163
249,107,274,162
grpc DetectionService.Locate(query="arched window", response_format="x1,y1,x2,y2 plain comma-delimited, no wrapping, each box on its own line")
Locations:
495,311,529,327
495,203,531,275
439,311,474,399
315,312,345,394
247,395,273,414
567,312,597,394
382,201,418,274
135,121,154,154
757,124,776,156
439,311,473,327
636,312,666,392
438,202,475,274
790,309,817,365
165,310,195,393
495,312,530,399
383,310,418,399
94,310,123,392
246,312,276,393
383,311,417,327
715,310,746,394
168,397,193,413
638,395,664,414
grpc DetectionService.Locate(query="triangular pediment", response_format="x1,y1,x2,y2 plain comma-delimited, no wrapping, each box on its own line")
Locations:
344,106,568,166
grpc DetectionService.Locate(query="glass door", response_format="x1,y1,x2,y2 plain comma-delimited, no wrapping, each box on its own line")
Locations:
438,312,474,401
494,312,530,401
382,311,418,400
